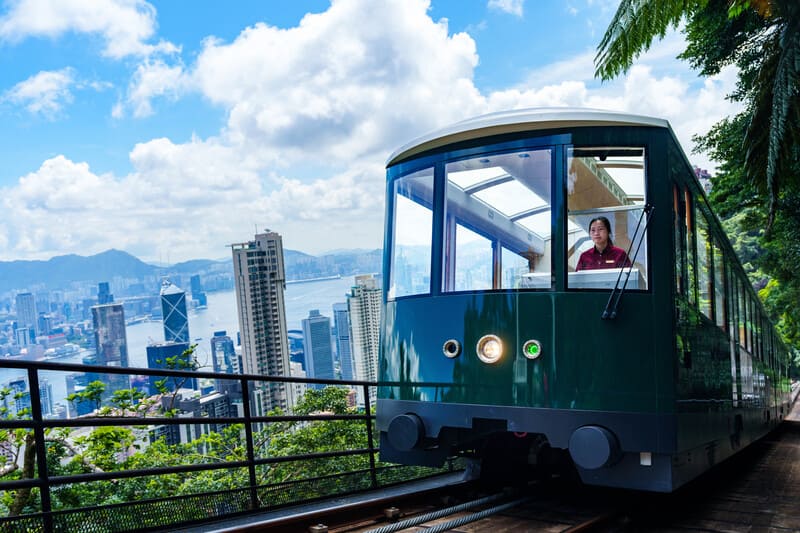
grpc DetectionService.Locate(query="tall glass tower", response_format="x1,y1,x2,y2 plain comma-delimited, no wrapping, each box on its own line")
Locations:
91,303,130,394
301,309,335,387
15,292,37,340
160,280,190,344
332,302,354,380
210,331,236,374
231,230,293,414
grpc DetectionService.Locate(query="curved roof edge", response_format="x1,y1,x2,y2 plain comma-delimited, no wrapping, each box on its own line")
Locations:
386,107,671,167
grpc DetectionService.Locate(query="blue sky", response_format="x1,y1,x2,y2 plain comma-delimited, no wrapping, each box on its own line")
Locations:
0,0,740,262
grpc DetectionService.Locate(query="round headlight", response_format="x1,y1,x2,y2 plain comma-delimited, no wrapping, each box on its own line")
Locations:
476,334,503,364
523,339,542,360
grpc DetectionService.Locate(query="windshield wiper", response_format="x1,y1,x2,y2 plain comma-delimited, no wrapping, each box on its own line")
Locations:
602,204,654,320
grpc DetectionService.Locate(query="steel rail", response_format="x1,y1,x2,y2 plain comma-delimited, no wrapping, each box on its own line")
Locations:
362,491,512,533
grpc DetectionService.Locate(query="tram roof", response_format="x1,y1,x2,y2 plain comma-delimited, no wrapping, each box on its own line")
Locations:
387,108,671,167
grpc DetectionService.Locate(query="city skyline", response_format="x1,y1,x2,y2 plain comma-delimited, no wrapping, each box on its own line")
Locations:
0,0,740,263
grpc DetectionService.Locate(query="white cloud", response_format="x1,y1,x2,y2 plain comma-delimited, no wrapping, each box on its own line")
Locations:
2,68,75,117
190,0,483,166
122,59,187,118
0,0,178,58
487,0,524,17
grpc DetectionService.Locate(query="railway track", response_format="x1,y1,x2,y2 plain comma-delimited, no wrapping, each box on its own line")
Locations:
259,474,624,533
207,415,800,533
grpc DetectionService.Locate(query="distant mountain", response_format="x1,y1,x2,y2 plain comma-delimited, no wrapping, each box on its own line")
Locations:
284,248,381,280
0,249,158,293
0,247,383,294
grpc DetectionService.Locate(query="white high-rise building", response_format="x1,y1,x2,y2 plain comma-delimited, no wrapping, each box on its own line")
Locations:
231,230,293,415
347,274,382,406
15,292,37,339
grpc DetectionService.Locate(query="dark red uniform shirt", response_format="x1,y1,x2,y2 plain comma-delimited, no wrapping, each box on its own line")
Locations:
576,245,631,271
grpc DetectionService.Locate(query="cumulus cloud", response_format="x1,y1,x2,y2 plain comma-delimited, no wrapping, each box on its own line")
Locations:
3,68,77,117
0,0,178,58
191,0,483,166
121,59,187,118
3,67,112,117
488,0,524,17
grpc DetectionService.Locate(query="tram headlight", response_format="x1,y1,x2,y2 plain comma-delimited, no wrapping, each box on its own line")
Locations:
476,334,503,364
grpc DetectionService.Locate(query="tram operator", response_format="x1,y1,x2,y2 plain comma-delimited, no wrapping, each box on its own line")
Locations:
575,216,632,271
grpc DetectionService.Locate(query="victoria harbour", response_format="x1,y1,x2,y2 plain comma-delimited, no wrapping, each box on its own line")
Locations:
1,275,363,408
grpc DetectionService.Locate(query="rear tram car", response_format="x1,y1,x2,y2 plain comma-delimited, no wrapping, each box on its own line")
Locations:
376,108,793,492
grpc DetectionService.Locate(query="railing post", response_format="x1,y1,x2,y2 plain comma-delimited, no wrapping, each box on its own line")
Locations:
240,379,259,510
27,368,53,532
363,383,378,489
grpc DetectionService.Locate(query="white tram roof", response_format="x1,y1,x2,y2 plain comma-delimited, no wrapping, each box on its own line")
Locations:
387,107,670,167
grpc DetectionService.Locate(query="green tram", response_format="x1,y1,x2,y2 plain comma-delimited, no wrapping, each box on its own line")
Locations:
376,108,794,492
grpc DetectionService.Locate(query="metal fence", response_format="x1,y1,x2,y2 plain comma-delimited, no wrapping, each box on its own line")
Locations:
0,359,455,532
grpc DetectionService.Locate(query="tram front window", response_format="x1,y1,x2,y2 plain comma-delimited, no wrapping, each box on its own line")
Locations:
443,148,552,292
566,147,649,290
388,168,434,299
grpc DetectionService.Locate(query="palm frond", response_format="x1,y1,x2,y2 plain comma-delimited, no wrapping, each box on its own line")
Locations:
595,0,705,80
745,0,800,229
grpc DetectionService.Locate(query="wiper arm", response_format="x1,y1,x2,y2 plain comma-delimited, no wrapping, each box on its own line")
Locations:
602,204,654,320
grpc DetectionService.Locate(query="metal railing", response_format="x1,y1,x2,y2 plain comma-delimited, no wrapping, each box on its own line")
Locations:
0,359,455,532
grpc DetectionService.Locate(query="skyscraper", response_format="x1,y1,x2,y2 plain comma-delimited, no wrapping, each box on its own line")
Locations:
15,292,37,339
347,274,382,405
301,309,335,387
160,280,190,344
91,303,130,394
97,282,114,304
231,230,293,414
210,331,236,374
92,303,129,367
146,341,194,395
332,303,354,381
190,275,208,307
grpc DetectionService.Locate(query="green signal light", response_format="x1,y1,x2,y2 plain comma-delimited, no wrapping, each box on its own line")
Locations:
523,340,542,360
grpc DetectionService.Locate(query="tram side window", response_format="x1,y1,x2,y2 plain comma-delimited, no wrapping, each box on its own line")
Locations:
685,189,696,305
713,241,726,331
738,280,746,348
696,211,712,319
388,168,434,299
443,148,552,292
567,147,648,290
747,296,755,353
727,266,737,340
673,184,685,296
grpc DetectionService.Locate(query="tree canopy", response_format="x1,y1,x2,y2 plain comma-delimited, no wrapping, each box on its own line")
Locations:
597,0,800,228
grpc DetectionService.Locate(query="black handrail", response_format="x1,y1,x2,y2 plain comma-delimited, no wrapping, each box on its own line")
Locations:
0,359,399,531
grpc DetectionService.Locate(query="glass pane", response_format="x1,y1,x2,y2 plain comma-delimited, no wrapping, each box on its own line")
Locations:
567,147,648,289
444,149,552,292
713,242,726,330
686,189,696,304
389,168,433,299
501,246,533,289
453,224,492,291
697,212,712,319
738,281,746,347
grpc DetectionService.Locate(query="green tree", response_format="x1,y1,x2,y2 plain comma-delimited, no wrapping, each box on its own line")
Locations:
66,380,106,413
259,387,370,489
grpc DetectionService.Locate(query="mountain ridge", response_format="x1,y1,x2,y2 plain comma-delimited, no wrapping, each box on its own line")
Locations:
0,248,382,293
